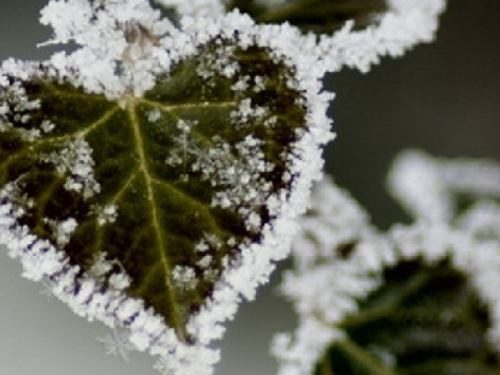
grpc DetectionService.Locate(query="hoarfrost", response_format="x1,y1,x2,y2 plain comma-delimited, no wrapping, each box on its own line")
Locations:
193,135,274,232
0,73,41,133
155,0,225,18
172,265,198,291
55,217,78,248
148,108,162,122
96,204,118,225
317,0,447,73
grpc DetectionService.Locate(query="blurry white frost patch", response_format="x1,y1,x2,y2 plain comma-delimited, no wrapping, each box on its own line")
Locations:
388,149,500,222
147,108,162,122
458,201,500,243
387,150,453,223
389,150,500,243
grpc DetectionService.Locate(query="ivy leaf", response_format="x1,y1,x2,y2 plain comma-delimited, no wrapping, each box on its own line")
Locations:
0,23,330,372
225,0,388,34
316,258,500,375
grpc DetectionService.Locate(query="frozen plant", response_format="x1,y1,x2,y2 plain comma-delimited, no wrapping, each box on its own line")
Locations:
8,0,497,374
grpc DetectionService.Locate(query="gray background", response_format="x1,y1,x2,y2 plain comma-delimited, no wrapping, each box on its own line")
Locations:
0,1,499,374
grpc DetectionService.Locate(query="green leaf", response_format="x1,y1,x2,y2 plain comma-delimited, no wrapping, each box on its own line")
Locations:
315,258,500,375
225,0,389,34
0,39,306,342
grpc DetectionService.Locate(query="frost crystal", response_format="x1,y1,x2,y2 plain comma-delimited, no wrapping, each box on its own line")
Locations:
172,265,198,291
97,328,136,362
55,217,78,248
40,137,101,199
96,204,118,225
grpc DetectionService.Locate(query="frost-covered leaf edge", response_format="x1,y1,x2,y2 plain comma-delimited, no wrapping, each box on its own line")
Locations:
316,0,447,73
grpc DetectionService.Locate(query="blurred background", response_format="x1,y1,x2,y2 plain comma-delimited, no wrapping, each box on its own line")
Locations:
0,1,499,374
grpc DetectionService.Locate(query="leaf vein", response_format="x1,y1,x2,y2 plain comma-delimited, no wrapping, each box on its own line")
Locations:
127,103,187,342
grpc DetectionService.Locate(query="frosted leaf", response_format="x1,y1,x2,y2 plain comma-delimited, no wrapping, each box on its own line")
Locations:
1,5,332,375
274,176,500,375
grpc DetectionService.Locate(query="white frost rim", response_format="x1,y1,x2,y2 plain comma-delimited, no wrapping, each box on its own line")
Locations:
316,0,447,73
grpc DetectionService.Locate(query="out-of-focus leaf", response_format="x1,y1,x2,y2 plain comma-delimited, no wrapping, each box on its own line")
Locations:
226,0,388,34
314,258,500,374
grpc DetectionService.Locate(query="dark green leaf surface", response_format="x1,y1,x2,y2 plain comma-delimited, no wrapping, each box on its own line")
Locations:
226,0,388,34
0,41,306,341
315,259,500,375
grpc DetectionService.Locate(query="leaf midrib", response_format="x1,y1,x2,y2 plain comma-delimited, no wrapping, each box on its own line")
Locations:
127,102,187,342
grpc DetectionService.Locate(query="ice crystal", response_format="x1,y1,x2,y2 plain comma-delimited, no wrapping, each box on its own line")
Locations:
97,328,136,362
